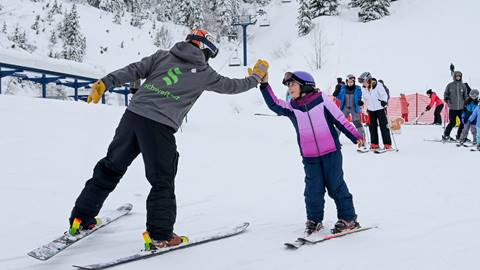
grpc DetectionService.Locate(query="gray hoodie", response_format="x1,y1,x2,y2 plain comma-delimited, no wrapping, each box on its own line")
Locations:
444,71,467,110
101,41,259,132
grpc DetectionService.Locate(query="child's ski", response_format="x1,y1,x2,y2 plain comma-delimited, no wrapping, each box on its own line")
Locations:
72,222,249,270
27,203,133,261
298,226,377,245
357,147,369,154
284,239,306,249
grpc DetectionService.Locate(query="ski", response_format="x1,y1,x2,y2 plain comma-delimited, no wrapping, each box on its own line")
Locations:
357,147,369,154
373,149,386,154
284,239,306,249
27,203,133,261
298,226,377,245
72,222,249,270
254,113,279,117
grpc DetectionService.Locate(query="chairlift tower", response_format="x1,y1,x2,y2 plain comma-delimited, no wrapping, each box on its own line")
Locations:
232,15,257,66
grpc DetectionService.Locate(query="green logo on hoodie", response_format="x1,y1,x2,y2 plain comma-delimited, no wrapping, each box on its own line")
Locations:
143,83,180,101
162,67,182,86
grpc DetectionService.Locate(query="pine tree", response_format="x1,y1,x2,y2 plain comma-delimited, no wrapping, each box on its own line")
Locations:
98,0,126,13
358,0,390,22
349,0,365,8
153,25,172,48
31,15,41,34
189,0,205,29
61,4,87,62
310,0,339,18
1,22,7,34
155,0,173,22
9,25,28,50
297,0,313,36
113,9,123,24
130,0,147,28
49,30,57,46
216,0,239,37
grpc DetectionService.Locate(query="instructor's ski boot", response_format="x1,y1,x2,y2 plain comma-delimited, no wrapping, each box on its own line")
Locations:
332,219,360,234
305,220,323,236
143,231,186,251
442,135,455,143
370,144,380,150
384,144,394,151
68,217,98,236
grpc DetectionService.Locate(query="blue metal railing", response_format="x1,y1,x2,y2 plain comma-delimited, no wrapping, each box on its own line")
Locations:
0,62,131,106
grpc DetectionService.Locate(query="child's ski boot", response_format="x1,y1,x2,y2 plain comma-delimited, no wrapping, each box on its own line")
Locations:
332,219,360,234
305,220,323,236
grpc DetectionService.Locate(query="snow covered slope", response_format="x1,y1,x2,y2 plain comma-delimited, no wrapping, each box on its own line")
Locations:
0,92,479,270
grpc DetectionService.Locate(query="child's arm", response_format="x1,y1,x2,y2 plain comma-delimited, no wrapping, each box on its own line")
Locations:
323,94,362,144
259,83,294,117
469,106,479,124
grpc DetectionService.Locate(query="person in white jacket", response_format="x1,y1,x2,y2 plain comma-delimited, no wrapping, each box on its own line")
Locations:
358,72,392,150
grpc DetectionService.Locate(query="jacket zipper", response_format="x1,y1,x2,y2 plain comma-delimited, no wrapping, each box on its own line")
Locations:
305,105,321,156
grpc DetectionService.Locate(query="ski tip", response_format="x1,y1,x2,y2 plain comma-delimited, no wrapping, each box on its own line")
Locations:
72,265,93,270
117,203,133,212
27,251,49,261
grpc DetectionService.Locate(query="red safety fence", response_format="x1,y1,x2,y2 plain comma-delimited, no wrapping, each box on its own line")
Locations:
386,93,449,124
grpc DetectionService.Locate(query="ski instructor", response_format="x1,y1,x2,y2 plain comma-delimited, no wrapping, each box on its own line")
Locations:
68,29,269,249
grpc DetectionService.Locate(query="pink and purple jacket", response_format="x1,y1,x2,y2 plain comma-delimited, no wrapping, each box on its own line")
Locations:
260,83,362,158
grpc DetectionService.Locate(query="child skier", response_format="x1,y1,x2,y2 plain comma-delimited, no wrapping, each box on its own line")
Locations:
426,89,444,125
458,89,478,146
468,92,480,151
258,71,363,235
68,29,268,249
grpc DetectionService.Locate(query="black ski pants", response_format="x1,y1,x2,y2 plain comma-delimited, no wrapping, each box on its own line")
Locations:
70,110,179,240
368,109,392,145
444,109,464,139
433,104,444,125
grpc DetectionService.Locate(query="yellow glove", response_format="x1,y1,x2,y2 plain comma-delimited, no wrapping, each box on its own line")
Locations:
248,59,269,83
87,80,107,104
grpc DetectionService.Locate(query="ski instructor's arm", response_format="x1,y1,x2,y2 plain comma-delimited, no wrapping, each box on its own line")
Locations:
205,59,269,94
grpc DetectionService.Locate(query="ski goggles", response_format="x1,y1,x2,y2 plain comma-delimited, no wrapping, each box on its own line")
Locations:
186,33,219,59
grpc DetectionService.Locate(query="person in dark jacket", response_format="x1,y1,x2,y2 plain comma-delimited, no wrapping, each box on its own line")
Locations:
443,71,468,141
68,29,269,249
332,77,345,98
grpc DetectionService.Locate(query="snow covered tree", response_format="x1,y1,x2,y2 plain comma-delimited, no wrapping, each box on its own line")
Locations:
130,0,149,28
153,25,172,49
48,0,62,16
297,0,313,36
113,9,123,24
310,0,339,18
216,0,239,37
1,22,7,34
189,0,205,29
99,0,126,13
358,0,390,22
9,26,28,50
49,30,57,46
349,0,365,8
155,0,173,22
60,4,87,62
31,15,41,34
